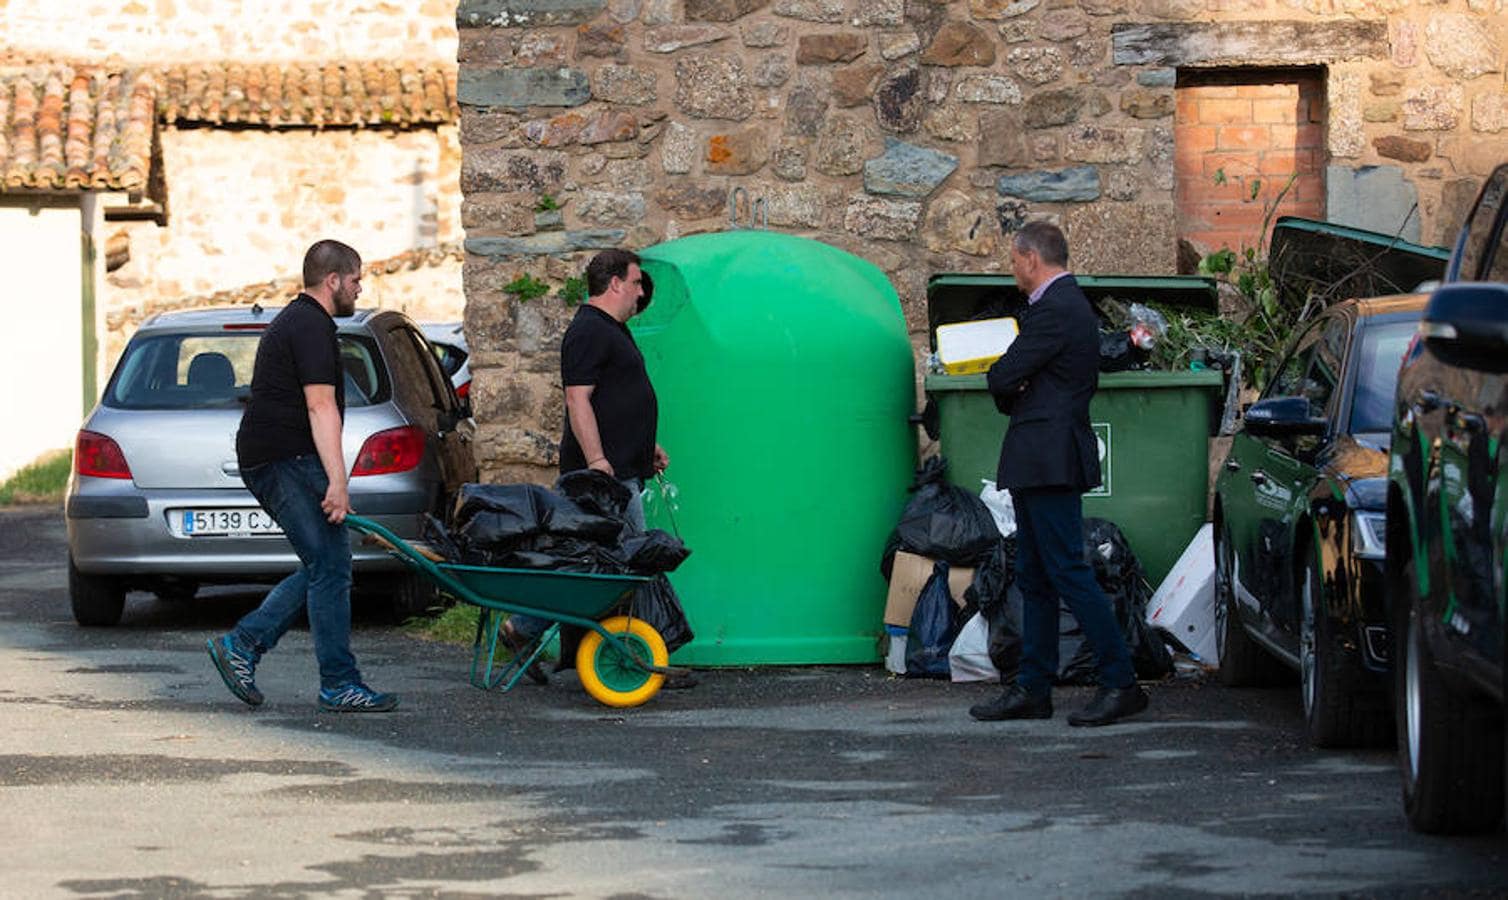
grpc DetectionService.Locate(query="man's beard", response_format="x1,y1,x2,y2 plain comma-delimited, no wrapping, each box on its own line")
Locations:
335,282,358,316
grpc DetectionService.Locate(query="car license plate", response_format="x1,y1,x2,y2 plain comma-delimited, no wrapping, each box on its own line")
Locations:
176,508,282,537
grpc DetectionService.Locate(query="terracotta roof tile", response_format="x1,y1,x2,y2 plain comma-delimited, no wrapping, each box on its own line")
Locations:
0,65,156,192
158,62,457,128
1,60,456,195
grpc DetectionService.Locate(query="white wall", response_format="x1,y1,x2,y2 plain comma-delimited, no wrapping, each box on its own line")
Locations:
0,0,457,63
0,200,89,480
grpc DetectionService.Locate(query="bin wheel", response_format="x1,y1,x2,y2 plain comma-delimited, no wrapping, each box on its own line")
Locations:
576,615,667,708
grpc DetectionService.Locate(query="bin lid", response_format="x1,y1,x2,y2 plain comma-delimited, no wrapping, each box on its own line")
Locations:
1268,216,1449,310
925,273,1218,344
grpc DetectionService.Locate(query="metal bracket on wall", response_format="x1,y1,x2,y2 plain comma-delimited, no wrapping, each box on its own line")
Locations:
727,187,767,230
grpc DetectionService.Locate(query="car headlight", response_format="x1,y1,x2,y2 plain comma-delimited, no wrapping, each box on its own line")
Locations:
1351,510,1386,561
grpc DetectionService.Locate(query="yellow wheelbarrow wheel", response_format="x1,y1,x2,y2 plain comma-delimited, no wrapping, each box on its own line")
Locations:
576,616,668,708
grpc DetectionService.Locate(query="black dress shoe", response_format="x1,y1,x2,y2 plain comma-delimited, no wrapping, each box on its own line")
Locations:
969,686,1053,721
1067,684,1149,727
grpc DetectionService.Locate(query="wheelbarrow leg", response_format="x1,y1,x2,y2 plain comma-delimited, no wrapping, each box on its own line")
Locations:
470,609,558,692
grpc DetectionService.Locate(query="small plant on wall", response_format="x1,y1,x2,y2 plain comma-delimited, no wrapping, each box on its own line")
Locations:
558,276,587,306
502,273,551,303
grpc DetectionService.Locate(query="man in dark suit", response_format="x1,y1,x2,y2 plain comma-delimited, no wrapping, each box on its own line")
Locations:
969,222,1149,727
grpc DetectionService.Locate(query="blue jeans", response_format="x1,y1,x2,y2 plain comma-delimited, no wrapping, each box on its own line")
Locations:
512,477,644,639
232,455,361,690
1012,488,1134,696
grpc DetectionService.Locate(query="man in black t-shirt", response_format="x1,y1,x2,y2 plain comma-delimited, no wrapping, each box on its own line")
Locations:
557,248,668,520
206,239,397,713
503,249,670,662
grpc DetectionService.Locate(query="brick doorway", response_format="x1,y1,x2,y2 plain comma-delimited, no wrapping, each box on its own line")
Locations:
1174,68,1326,266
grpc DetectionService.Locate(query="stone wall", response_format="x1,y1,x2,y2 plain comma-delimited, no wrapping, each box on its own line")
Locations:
452,0,1508,483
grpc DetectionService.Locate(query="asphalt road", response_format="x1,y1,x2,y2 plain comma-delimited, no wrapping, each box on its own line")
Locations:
3,505,1505,898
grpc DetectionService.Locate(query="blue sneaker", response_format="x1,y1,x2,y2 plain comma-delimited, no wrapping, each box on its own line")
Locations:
318,683,399,712
206,635,263,707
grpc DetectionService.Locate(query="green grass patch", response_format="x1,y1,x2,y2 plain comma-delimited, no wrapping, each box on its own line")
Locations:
401,602,557,663
402,600,481,644
0,450,71,506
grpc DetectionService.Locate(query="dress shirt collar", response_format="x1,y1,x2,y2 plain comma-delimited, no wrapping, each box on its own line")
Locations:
1027,270,1070,306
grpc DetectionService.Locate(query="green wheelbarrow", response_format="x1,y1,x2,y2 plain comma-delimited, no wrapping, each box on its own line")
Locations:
345,514,675,708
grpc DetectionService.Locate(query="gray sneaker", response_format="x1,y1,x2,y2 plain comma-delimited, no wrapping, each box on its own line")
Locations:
318,683,399,713
206,635,263,707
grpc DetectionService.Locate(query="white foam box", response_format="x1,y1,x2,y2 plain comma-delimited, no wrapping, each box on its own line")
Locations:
1145,523,1219,665
936,317,1019,375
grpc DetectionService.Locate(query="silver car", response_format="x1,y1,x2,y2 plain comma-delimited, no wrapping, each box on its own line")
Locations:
66,305,477,625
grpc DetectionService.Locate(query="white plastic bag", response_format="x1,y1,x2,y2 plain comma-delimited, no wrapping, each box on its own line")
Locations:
948,612,999,682
979,480,1016,538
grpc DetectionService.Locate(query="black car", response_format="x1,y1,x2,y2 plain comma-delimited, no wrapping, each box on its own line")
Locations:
1215,294,1427,747
1213,219,1449,748
1387,163,1508,833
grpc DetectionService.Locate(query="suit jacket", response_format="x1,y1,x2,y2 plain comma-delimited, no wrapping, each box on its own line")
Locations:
986,274,1101,493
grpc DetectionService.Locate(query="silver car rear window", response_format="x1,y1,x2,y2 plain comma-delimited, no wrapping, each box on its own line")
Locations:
104,332,388,410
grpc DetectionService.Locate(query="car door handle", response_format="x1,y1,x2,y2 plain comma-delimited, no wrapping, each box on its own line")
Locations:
1417,390,1441,413
1225,459,1241,472
221,462,240,477
1249,470,1269,487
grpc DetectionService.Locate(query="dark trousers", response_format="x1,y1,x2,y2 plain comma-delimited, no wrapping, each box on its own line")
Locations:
1012,487,1134,696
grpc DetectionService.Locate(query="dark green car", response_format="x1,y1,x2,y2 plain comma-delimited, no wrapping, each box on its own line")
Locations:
1387,162,1508,834
1213,219,1447,749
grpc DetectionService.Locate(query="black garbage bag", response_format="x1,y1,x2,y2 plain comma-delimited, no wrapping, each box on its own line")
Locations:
555,468,634,522
454,483,625,558
905,561,965,678
985,583,1025,684
620,529,692,574
881,456,1000,579
1057,519,1173,683
629,574,694,654
1099,330,1150,373
421,513,462,561
965,538,1021,683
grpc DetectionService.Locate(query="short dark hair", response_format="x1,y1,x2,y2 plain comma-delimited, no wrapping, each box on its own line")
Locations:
585,248,641,298
1013,221,1069,268
303,240,361,288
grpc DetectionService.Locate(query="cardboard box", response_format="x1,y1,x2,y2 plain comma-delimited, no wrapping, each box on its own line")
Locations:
884,550,974,627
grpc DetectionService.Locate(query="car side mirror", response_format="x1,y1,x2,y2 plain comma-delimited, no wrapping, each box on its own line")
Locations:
1422,281,1508,374
1243,396,1327,437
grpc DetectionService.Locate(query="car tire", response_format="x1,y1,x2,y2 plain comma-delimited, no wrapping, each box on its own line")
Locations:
1215,522,1282,687
69,557,125,627
1395,556,1504,834
1300,551,1390,748
389,572,441,620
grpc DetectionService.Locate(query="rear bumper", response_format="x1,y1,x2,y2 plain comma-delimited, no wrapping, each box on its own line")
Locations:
68,484,428,578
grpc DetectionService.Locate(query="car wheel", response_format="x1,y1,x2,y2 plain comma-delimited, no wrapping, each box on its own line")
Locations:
1395,555,1504,833
1300,551,1390,748
1215,523,1281,686
389,572,441,620
69,557,125,627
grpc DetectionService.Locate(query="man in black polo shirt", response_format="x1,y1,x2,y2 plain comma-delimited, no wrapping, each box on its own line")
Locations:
206,239,397,713
558,248,667,522
500,249,670,671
